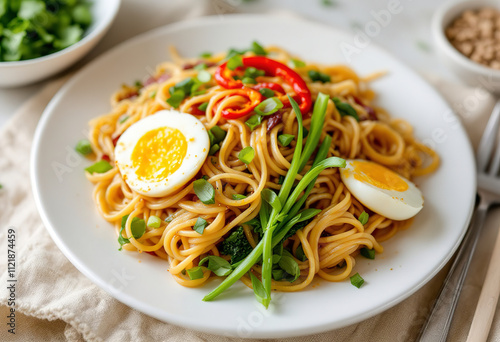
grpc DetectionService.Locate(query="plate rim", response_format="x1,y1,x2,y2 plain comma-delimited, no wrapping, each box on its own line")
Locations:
30,13,477,338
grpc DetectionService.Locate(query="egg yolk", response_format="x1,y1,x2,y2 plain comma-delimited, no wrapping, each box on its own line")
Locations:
131,127,187,181
351,160,408,192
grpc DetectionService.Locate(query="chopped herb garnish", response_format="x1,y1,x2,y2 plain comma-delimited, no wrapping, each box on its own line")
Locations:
251,41,267,56
220,226,253,264
295,245,307,262
167,89,185,108
308,70,331,83
358,211,369,225
198,102,209,111
194,63,206,71
232,194,247,200
258,88,274,98
147,215,161,228
193,217,208,235
134,80,142,88
278,251,300,282
119,115,129,124
209,144,220,155
75,139,92,155
199,255,232,276
197,70,211,83
360,248,375,260
350,272,365,288
238,146,255,164
85,160,112,174
187,267,205,280
289,59,306,68
193,179,215,205
332,97,359,121
165,216,173,223
244,67,265,79
278,134,294,147
119,214,146,247
245,114,262,131
227,54,243,70
199,51,212,58
254,97,283,116
242,77,257,84
150,91,157,99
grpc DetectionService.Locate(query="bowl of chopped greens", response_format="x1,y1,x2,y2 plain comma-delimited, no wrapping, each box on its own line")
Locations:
0,0,121,87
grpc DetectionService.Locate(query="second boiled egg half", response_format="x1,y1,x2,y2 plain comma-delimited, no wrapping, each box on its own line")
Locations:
340,159,424,221
115,110,209,197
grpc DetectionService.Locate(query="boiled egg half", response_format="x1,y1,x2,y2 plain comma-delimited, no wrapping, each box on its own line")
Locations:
340,159,423,221
115,110,209,197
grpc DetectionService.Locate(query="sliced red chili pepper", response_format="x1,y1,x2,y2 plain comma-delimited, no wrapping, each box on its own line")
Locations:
187,105,206,116
112,136,121,146
102,154,111,162
252,82,286,94
220,88,263,119
215,56,312,115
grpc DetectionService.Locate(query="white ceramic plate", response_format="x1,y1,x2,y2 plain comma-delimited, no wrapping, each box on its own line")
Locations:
31,15,476,339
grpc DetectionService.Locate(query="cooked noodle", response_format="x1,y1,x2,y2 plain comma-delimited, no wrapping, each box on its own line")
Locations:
85,45,439,290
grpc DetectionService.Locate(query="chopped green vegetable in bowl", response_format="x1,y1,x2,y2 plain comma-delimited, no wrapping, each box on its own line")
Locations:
0,0,92,62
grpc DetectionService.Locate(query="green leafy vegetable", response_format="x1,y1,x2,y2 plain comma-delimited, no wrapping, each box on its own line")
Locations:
278,251,301,282
350,272,365,288
75,139,92,155
193,179,215,205
85,160,112,174
220,226,253,264
199,256,232,276
249,272,270,307
193,217,208,235
295,245,307,262
278,134,294,147
332,97,359,121
238,146,255,164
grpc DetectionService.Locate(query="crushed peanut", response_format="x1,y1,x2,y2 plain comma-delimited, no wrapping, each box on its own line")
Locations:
446,7,500,70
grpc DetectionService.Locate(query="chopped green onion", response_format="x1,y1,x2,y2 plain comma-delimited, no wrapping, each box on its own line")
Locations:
278,134,294,147
187,267,205,280
360,248,375,260
119,115,129,124
241,77,256,84
332,97,360,121
232,194,247,200
254,97,283,116
85,160,112,174
165,216,173,223
209,126,227,145
308,70,331,83
147,215,161,228
251,41,267,56
193,217,208,235
227,54,243,70
295,245,307,262
259,88,274,98
289,59,306,68
199,255,232,276
75,139,92,155
193,179,215,205
358,211,369,225
150,91,156,99
134,80,142,88
200,52,212,58
197,70,211,83
238,146,255,164
202,175,209,180
261,188,282,213
120,215,146,239
244,67,265,79
194,63,206,71
166,89,185,108
198,102,209,111
350,272,365,288
245,115,262,131
209,144,220,156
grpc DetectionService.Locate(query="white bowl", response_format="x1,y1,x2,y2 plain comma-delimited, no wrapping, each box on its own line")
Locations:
0,0,121,88
432,0,500,94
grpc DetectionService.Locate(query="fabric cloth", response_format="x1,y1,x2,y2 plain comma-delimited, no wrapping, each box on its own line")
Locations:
1,12,500,342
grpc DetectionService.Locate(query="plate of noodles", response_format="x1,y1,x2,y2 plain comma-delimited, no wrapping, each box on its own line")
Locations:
31,15,476,338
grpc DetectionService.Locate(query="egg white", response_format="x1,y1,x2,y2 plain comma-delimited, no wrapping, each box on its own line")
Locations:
114,110,209,197
340,159,424,221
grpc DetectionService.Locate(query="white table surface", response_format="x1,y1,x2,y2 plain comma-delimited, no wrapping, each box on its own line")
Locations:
0,0,461,128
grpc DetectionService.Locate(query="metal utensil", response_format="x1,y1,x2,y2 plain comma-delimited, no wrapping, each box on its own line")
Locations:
417,99,500,342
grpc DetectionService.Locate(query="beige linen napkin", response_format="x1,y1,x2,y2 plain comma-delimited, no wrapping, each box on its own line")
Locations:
1,29,500,342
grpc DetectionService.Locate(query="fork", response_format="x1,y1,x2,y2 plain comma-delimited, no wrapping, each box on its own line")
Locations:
417,99,500,342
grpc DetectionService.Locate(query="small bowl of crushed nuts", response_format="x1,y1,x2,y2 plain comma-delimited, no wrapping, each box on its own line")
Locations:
433,0,500,94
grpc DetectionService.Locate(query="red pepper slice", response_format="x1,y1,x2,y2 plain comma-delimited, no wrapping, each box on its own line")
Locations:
215,56,312,115
220,88,263,119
